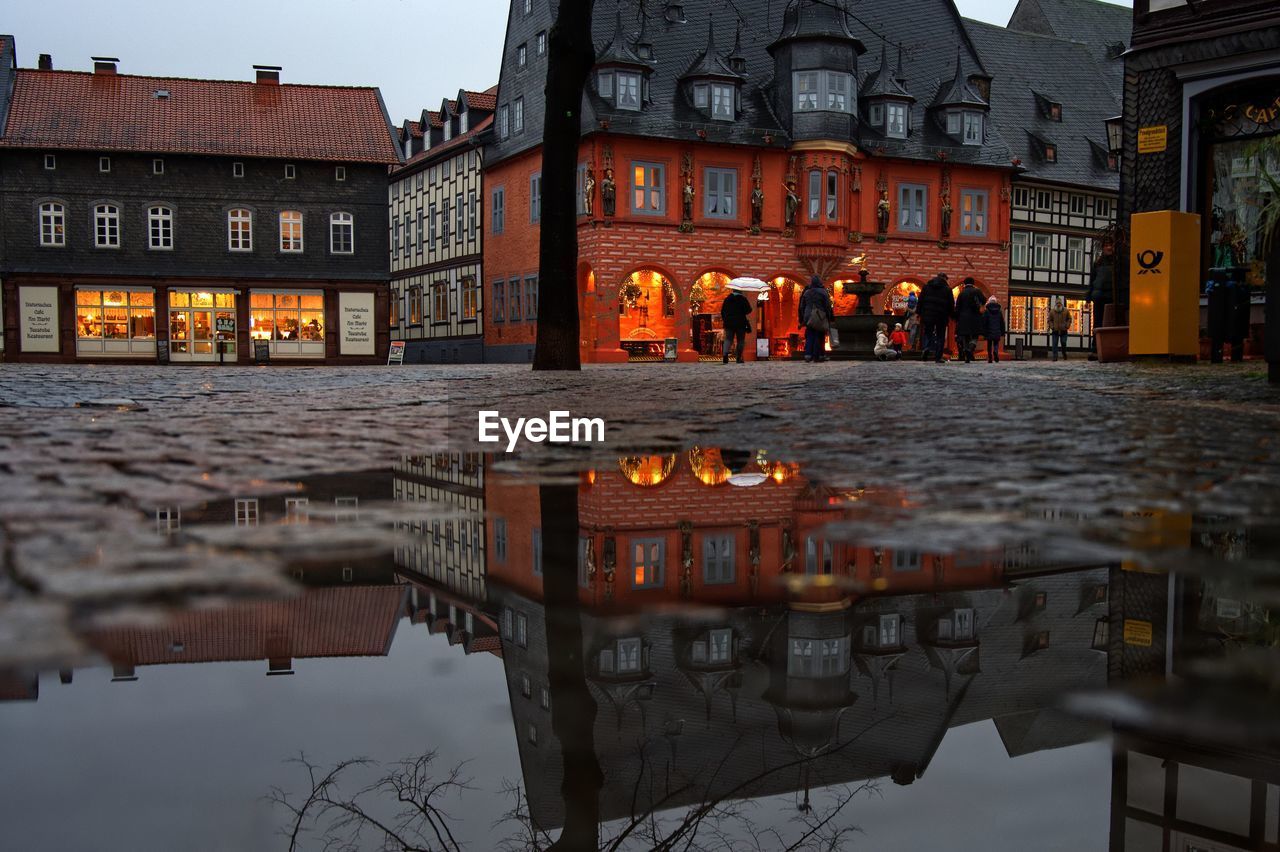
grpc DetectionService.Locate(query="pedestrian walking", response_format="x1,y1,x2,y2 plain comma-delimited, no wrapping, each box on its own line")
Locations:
890,322,907,354
874,322,899,361
799,275,834,363
1086,244,1114,359
916,273,954,364
954,277,985,364
1047,298,1072,361
983,295,1006,363
720,287,753,364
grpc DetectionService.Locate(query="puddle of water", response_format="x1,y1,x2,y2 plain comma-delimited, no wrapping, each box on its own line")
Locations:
1,448,1277,850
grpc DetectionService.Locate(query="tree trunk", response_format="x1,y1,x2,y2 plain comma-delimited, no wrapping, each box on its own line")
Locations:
533,0,596,371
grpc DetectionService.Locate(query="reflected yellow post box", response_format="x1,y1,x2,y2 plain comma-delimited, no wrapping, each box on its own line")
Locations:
1129,211,1201,357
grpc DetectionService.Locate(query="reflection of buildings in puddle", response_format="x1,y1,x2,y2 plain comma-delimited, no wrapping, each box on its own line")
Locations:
392,453,487,600
492,563,1110,831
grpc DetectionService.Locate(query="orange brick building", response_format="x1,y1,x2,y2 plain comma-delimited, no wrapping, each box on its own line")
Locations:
484,0,1014,363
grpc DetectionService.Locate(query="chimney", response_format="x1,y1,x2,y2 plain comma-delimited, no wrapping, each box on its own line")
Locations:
92,56,119,75
253,64,281,85
37,54,52,71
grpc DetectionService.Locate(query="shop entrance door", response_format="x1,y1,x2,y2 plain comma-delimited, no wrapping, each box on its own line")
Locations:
169,308,215,361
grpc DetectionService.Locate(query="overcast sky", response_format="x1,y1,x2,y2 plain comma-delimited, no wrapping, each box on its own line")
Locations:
4,0,1130,125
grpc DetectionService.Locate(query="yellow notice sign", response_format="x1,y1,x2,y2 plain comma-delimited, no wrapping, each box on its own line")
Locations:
1123,619,1153,647
1138,126,1168,154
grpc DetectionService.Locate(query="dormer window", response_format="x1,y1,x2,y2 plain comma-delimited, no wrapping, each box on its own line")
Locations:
1050,103,1062,121
887,102,908,138
1044,143,1057,162
598,71,613,98
617,71,641,110
711,82,734,119
947,110,983,145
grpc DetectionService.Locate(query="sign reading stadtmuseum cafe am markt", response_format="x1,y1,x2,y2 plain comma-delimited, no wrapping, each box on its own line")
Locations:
19,286,60,353
339,292,376,356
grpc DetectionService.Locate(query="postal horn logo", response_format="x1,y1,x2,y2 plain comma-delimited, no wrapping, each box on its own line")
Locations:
1136,249,1164,274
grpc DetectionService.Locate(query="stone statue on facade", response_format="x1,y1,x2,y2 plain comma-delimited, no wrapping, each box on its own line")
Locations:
750,181,764,230
584,167,596,217
783,180,799,229
682,175,695,224
601,168,616,217
876,190,891,234
940,195,952,239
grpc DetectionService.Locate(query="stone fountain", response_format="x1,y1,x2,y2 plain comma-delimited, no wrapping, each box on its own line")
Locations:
831,269,887,360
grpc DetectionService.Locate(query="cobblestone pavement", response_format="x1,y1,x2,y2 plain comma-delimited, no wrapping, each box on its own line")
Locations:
2,359,1278,668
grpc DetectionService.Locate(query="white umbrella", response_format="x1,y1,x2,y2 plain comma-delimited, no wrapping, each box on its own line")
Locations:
727,277,769,293
727,472,768,488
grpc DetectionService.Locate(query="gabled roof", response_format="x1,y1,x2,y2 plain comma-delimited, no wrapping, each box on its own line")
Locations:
0,35,15,139
404,120,424,139
0,69,402,163
682,18,745,81
965,17,1121,191
596,7,655,69
463,86,498,112
862,43,914,102
1007,0,1130,95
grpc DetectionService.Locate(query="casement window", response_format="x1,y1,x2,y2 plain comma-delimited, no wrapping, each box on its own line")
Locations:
1011,231,1029,267
631,538,664,588
454,193,464,240
43,153,56,170
531,529,542,576
540,687,550,710
148,205,174,250
99,156,111,173
1012,187,1030,208
233,162,245,178
432,280,448,322
94,204,120,248
869,102,884,127
522,0,531,13
335,166,346,182
491,188,505,233
898,183,927,232
1067,236,1086,272
693,83,709,108
530,173,542,223
826,170,838,220
521,673,532,698
514,98,525,134
788,636,849,677
330,211,354,254
467,192,477,241
1070,195,1087,216
578,537,592,587
711,82,734,120
228,208,252,251
392,217,402,252
794,71,819,110
893,550,921,571
936,608,975,641
515,612,527,647
598,71,613,98
494,517,508,561
793,71,852,113
826,71,850,111
389,292,399,327
702,533,735,584
1096,198,1113,219
808,169,821,220
804,537,834,574
155,507,181,535
284,163,296,179
152,158,165,175
416,210,425,250
234,498,259,528
704,167,736,218
886,102,908,138
508,279,522,321
492,280,506,322
1035,190,1052,211
498,105,509,139
631,162,664,214
517,43,527,69
959,189,988,237
441,200,451,240
461,276,478,320
863,614,901,648
525,276,538,320
616,71,641,110
39,202,66,246
408,286,423,324
963,112,983,144
536,31,546,55
428,203,438,244
279,210,304,252
1033,233,1052,269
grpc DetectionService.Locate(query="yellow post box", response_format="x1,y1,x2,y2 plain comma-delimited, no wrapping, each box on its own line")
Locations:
1129,210,1201,357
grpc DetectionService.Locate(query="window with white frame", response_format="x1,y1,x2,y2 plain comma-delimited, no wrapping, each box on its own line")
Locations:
330,212,354,254
517,43,527,68
893,550,921,571
234,498,259,527
94,204,120,248
898,183,927,232
794,71,819,110
155,507,181,534
598,70,613,99
1069,195,1087,215
631,538,664,588
616,637,642,673
1035,190,1052,211
153,158,165,175
525,276,538,320
963,111,983,144
711,82,734,120
514,98,525,133
228,208,252,251
617,71,641,110
536,31,546,55
39,202,65,246
408,286,423,324
1012,187,1030,208
432,280,448,322
804,537,834,575
99,156,111,173
826,71,851,111
468,191,477,240
335,166,346,182
863,613,901,648
498,105,509,139
43,153,56,170
704,167,736,218
886,102,908,138
869,103,884,126
1033,233,1051,269
1011,231,1029,267
788,636,849,677
1067,236,1085,272
233,161,245,178
936,608,975,641
808,169,821,220
148,205,174,250
285,497,309,524
461,276,478,320
826,170,838,219
959,189,988,237
631,162,664,214
454,193,464,241
703,533,735,584
284,163,296,179
279,210,303,252
1095,198,1113,219
334,496,359,523
515,612,528,647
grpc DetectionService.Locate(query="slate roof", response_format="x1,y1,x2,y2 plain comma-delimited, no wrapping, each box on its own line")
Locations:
1007,0,1130,95
488,0,1015,170
0,35,15,139
392,112,493,176
964,19,1121,191
0,69,403,163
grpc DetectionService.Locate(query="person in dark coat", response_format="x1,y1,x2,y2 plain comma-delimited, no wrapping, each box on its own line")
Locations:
983,295,1006,363
916,273,954,364
720,288,753,364
798,275,834,363
953,278,985,363
1086,245,1114,359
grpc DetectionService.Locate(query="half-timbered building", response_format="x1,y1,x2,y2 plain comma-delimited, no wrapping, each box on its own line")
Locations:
389,88,496,363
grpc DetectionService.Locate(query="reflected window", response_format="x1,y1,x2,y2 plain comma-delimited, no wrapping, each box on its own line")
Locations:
789,636,850,677
936,607,975,641
617,637,642,673
235,498,259,527
631,538,664,588
531,528,542,576
702,533,735,584
863,614,901,648
1092,618,1108,651
495,517,508,561
515,612,528,647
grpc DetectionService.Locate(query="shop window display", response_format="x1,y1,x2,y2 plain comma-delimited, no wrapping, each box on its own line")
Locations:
1207,137,1278,287
618,269,677,359
249,292,325,357
689,271,733,360
75,289,156,357
762,277,803,358
169,291,235,361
